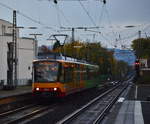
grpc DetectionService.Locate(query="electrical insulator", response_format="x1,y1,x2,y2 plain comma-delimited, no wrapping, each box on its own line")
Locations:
54,0,57,4
103,0,106,4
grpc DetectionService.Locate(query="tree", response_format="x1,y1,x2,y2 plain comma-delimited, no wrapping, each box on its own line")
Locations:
53,40,61,51
39,45,50,53
51,40,129,80
131,38,150,58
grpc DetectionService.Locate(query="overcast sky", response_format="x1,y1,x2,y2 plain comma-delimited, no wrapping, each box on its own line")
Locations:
0,0,150,48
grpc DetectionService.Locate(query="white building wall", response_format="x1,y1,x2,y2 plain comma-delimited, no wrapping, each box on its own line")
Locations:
0,27,34,86
18,38,34,85
0,19,19,37
0,36,8,84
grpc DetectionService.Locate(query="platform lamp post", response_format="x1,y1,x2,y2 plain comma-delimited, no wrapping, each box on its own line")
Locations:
29,33,43,59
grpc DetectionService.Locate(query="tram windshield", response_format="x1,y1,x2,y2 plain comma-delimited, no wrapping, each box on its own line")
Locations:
34,62,59,83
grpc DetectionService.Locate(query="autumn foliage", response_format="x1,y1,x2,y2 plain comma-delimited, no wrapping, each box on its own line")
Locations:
132,38,150,58
39,40,129,80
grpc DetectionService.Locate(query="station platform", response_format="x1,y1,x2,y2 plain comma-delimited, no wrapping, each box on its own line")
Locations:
0,84,106,100
114,100,144,124
0,85,32,99
103,84,150,124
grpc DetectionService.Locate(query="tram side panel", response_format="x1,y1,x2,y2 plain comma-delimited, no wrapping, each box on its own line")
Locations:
32,60,99,98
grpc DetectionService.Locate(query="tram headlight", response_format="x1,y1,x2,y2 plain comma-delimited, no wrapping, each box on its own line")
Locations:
54,88,57,91
36,87,40,91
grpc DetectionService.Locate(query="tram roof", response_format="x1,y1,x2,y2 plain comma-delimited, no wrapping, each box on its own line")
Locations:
34,52,99,68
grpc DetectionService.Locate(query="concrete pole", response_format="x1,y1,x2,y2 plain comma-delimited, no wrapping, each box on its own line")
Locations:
138,30,141,59
72,28,75,42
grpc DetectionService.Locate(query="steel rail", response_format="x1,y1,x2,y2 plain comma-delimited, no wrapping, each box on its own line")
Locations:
1,102,58,124
0,104,36,118
5,105,51,124
93,84,129,124
57,84,122,124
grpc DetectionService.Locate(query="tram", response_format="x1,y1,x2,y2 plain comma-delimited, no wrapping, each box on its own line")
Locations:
32,53,99,97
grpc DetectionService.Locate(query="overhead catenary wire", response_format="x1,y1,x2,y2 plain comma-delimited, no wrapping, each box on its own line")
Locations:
96,0,145,49
118,32,138,41
118,23,150,40
96,3,118,48
0,2,14,11
100,33,115,47
0,1,57,32
16,11,57,31
142,23,150,33
98,25,145,49
53,3,72,27
98,3,118,48
78,0,97,27
98,28,139,49
2,0,148,49
104,6,118,40
54,4,62,28
90,0,118,48
98,4,105,27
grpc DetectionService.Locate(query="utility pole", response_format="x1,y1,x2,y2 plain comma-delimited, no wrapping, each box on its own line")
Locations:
72,28,75,42
92,34,96,42
6,10,25,89
13,10,18,88
138,30,141,59
29,34,42,59
138,30,141,38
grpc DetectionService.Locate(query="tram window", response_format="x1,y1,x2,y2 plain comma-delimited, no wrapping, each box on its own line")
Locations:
34,62,59,82
64,66,73,83
86,66,94,80
86,67,90,80
82,67,87,80
76,64,80,81
59,64,65,83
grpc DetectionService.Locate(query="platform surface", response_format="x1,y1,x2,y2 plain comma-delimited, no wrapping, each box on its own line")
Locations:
0,85,32,99
102,84,150,124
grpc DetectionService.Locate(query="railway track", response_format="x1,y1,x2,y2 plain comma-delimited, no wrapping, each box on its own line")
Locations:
0,86,109,124
57,82,129,124
0,104,36,118
0,78,133,124
0,103,57,124
0,93,33,114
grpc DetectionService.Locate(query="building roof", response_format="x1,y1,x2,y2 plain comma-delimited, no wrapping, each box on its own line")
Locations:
0,19,12,25
21,37,34,40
